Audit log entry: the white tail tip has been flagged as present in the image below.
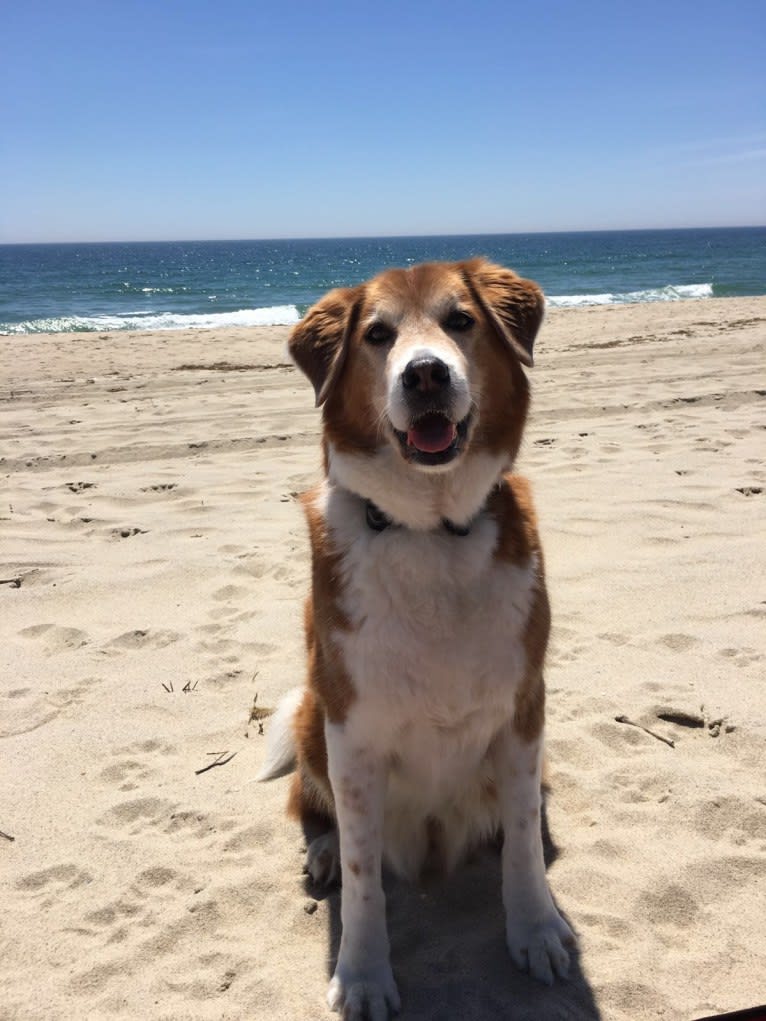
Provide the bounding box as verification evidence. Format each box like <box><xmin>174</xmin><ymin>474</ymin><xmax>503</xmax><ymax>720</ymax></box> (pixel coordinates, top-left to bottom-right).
<box><xmin>256</xmin><ymin>687</ymin><xmax>303</xmax><ymax>781</ymax></box>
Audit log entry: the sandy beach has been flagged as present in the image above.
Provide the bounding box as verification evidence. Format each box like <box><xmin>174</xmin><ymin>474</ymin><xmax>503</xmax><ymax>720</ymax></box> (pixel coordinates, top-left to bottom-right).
<box><xmin>2</xmin><ymin>296</ymin><xmax>765</xmax><ymax>1021</ymax></box>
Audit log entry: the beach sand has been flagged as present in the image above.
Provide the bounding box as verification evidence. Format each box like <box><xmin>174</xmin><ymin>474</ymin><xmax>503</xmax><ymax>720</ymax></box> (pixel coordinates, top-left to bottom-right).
<box><xmin>2</xmin><ymin>297</ymin><xmax>765</xmax><ymax>1020</ymax></box>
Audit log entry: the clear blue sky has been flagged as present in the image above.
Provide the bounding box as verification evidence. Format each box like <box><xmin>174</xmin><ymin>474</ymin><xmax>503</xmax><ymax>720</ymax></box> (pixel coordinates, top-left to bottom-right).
<box><xmin>2</xmin><ymin>0</ymin><xmax>764</xmax><ymax>242</ymax></box>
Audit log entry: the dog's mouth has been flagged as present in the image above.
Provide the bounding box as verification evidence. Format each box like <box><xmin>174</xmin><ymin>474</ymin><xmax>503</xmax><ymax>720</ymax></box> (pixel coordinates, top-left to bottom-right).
<box><xmin>393</xmin><ymin>411</ymin><xmax>471</xmax><ymax>467</ymax></box>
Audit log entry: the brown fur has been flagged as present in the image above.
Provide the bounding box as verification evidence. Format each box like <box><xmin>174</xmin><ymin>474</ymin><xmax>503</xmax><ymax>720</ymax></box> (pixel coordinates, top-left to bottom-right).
<box><xmin>488</xmin><ymin>474</ymin><xmax>550</xmax><ymax>744</ymax></box>
<box><xmin>288</xmin><ymin>490</ymin><xmax>358</xmax><ymax>825</ymax></box>
<box><xmin>460</xmin><ymin>258</ymin><xmax>545</xmax><ymax>366</ymax></box>
<box><xmin>300</xmin><ymin>489</ymin><xmax>356</xmax><ymax>723</ymax></box>
<box><xmin>289</xmin><ymin>286</ymin><xmax>362</xmax><ymax>406</ymax></box>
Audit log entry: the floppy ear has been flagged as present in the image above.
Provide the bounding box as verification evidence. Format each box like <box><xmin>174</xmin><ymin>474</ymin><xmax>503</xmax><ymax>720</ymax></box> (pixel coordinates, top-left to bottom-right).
<box><xmin>288</xmin><ymin>286</ymin><xmax>362</xmax><ymax>406</ymax></box>
<box><xmin>460</xmin><ymin>258</ymin><xmax>544</xmax><ymax>367</ymax></box>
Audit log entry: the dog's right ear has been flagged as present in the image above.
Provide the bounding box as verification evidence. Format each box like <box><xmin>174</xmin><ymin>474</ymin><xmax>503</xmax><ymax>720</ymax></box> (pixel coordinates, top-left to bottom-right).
<box><xmin>288</xmin><ymin>286</ymin><xmax>362</xmax><ymax>407</ymax></box>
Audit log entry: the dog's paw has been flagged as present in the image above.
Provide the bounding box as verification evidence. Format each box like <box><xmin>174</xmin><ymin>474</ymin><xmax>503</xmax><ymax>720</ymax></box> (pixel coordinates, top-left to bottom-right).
<box><xmin>304</xmin><ymin>829</ymin><xmax>340</xmax><ymax>886</ymax></box>
<box><xmin>506</xmin><ymin>910</ymin><xmax>576</xmax><ymax>986</ymax></box>
<box><xmin>327</xmin><ymin>962</ymin><xmax>401</xmax><ymax>1020</ymax></box>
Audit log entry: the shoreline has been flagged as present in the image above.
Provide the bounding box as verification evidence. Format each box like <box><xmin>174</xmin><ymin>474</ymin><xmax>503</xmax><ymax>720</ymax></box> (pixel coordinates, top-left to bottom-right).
<box><xmin>2</xmin><ymin>296</ymin><xmax>765</xmax><ymax>1020</ymax></box>
<box><xmin>3</xmin><ymin>294</ymin><xmax>766</xmax><ymax>375</ymax></box>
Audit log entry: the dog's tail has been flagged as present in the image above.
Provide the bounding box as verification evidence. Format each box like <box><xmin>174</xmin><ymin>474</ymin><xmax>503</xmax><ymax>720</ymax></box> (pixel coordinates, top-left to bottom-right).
<box><xmin>257</xmin><ymin>686</ymin><xmax>303</xmax><ymax>781</ymax></box>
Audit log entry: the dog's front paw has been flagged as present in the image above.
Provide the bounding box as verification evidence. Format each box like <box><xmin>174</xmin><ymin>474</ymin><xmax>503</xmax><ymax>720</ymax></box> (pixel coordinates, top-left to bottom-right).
<box><xmin>506</xmin><ymin>910</ymin><xmax>576</xmax><ymax>986</ymax></box>
<box><xmin>327</xmin><ymin>961</ymin><xmax>401</xmax><ymax>1020</ymax></box>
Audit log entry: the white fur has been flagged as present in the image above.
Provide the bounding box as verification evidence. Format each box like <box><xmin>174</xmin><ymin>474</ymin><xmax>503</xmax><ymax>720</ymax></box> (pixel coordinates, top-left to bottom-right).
<box><xmin>325</xmin><ymin>725</ymin><xmax>401</xmax><ymax>1017</ymax></box>
<box><xmin>328</xmin><ymin>443</ymin><xmax>508</xmax><ymax>531</ymax></box>
<box><xmin>490</xmin><ymin>724</ymin><xmax>575</xmax><ymax>985</ymax></box>
<box><xmin>256</xmin><ymin>686</ymin><xmax>303</xmax><ymax>781</ymax></box>
<box><xmin>386</xmin><ymin>338</ymin><xmax>472</xmax><ymax>434</ymax></box>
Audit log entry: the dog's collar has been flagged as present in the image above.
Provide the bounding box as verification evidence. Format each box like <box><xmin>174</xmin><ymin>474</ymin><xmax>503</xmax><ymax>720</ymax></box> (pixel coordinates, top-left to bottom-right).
<box><xmin>365</xmin><ymin>499</ymin><xmax>472</xmax><ymax>537</ymax></box>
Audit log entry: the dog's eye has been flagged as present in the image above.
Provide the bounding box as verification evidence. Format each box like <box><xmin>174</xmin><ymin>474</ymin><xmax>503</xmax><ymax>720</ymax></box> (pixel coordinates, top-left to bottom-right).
<box><xmin>365</xmin><ymin>321</ymin><xmax>395</xmax><ymax>345</ymax></box>
<box><xmin>444</xmin><ymin>310</ymin><xmax>474</xmax><ymax>332</ymax></box>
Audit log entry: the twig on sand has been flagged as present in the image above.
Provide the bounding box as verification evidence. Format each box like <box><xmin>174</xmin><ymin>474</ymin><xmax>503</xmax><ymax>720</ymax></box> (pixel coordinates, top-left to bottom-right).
<box><xmin>195</xmin><ymin>751</ymin><xmax>237</xmax><ymax>775</ymax></box>
<box><xmin>615</xmin><ymin>715</ymin><xmax>675</xmax><ymax>748</ymax></box>
<box><xmin>0</xmin><ymin>577</ymin><xmax>22</xmax><ymax>588</ymax></box>
<box><xmin>1</xmin><ymin>828</ymin><xmax>15</xmax><ymax>842</ymax></box>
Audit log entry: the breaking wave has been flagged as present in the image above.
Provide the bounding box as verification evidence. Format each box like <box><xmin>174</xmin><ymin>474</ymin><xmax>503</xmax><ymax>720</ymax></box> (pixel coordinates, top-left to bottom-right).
<box><xmin>546</xmin><ymin>283</ymin><xmax>713</xmax><ymax>308</ymax></box>
<box><xmin>1</xmin><ymin>305</ymin><xmax>302</xmax><ymax>334</ymax></box>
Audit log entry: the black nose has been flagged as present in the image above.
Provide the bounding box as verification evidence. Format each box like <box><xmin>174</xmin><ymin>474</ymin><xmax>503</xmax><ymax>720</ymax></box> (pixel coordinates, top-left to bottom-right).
<box><xmin>401</xmin><ymin>357</ymin><xmax>451</xmax><ymax>393</ymax></box>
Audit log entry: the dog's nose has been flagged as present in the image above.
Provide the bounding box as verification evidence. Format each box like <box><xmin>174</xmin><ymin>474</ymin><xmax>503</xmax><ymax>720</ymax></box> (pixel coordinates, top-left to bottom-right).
<box><xmin>401</xmin><ymin>357</ymin><xmax>451</xmax><ymax>393</ymax></box>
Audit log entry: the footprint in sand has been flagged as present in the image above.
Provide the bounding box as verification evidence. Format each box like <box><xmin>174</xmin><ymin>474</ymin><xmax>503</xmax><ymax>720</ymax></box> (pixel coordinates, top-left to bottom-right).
<box><xmin>103</xmin><ymin>628</ymin><xmax>180</xmax><ymax>653</ymax></box>
<box><xmin>693</xmin><ymin>795</ymin><xmax>766</xmax><ymax>846</ymax></box>
<box><xmin>1</xmin><ymin>675</ymin><xmax>104</xmax><ymax>738</ymax></box>
<box><xmin>123</xmin><ymin>737</ymin><xmax>177</xmax><ymax>755</ymax></box>
<box><xmin>212</xmin><ymin>583</ymin><xmax>249</xmax><ymax>602</ymax></box>
<box><xmin>718</xmin><ymin>645</ymin><xmax>762</xmax><ymax>668</ymax></box>
<box><xmin>19</xmin><ymin>623</ymin><xmax>89</xmax><ymax>655</ymax></box>
<box><xmin>657</xmin><ymin>633</ymin><xmax>699</xmax><ymax>652</ymax></box>
<box><xmin>96</xmin><ymin>796</ymin><xmax>176</xmax><ymax>835</ymax></box>
<box><xmin>16</xmin><ymin>863</ymin><xmax>93</xmax><ymax>894</ymax></box>
<box><xmin>96</xmin><ymin>796</ymin><xmax>223</xmax><ymax>842</ymax></box>
<box><xmin>98</xmin><ymin>737</ymin><xmax>178</xmax><ymax>793</ymax></box>
<box><xmin>99</xmin><ymin>759</ymin><xmax>157</xmax><ymax>792</ymax></box>
<box><xmin>598</xmin><ymin>632</ymin><xmax>632</xmax><ymax>647</ymax></box>
<box><xmin>637</xmin><ymin>880</ymin><xmax>700</xmax><ymax>930</ymax></box>
<box><xmin>204</xmin><ymin>668</ymin><xmax>245</xmax><ymax>690</ymax></box>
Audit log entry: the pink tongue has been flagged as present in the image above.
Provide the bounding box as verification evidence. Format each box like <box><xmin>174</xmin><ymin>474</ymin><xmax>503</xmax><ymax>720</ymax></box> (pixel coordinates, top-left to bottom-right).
<box><xmin>407</xmin><ymin>416</ymin><xmax>457</xmax><ymax>454</ymax></box>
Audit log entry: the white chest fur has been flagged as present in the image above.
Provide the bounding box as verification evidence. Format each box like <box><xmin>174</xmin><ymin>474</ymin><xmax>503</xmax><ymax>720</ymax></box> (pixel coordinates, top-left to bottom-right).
<box><xmin>319</xmin><ymin>483</ymin><xmax>537</xmax><ymax>873</ymax></box>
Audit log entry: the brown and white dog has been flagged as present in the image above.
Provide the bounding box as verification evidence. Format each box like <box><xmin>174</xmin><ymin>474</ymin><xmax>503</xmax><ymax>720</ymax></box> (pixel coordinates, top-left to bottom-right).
<box><xmin>259</xmin><ymin>259</ymin><xmax>576</xmax><ymax>1019</ymax></box>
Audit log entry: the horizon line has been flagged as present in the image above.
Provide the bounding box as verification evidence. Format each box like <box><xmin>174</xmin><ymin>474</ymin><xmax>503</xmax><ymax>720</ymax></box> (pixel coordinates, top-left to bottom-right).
<box><xmin>1</xmin><ymin>224</ymin><xmax>765</xmax><ymax>247</ymax></box>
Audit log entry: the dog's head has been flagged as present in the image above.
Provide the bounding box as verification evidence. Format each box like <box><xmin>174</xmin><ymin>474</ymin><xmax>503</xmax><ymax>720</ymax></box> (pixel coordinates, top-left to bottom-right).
<box><xmin>290</xmin><ymin>259</ymin><xmax>543</xmax><ymax>479</ymax></box>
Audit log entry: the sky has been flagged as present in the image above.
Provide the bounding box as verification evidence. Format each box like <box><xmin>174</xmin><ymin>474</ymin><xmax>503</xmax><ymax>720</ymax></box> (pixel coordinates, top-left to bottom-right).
<box><xmin>2</xmin><ymin>0</ymin><xmax>765</xmax><ymax>243</ymax></box>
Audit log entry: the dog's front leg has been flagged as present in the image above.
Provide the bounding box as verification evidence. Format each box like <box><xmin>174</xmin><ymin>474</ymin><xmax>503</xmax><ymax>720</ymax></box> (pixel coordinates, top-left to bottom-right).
<box><xmin>325</xmin><ymin>721</ymin><xmax>400</xmax><ymax>1020</ymax></box>
<box><xmin>491</xmin><ymin>720</ymin><xmax>576</xmax><ymax>986</ymax></box>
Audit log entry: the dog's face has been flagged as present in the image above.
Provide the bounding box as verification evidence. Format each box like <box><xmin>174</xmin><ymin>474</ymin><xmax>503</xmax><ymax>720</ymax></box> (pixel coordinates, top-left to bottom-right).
<box><xmin>290</xmin><ymin>259</ymin><xmax>544</xmax><ymax>474</ymax></box>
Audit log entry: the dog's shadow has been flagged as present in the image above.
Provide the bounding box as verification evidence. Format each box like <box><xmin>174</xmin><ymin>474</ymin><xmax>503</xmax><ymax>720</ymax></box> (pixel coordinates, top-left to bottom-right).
<box><xmin>302</xmin><ymin>796</ymin><xmax>602</xmax><ymax>1020</ymax></box>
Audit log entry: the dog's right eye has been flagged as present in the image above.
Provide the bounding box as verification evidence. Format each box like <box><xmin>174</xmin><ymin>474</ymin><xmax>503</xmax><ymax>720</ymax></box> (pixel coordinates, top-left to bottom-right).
<box><xmin>365</xmin><ymin>322</ymin><xmax>395</xmax><ymax>345</ymax></box>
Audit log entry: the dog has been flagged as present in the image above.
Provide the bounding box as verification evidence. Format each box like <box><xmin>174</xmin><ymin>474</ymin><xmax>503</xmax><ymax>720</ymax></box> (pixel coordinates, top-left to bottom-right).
<box><xmin>259</xmin><ymin>258</ymin><xmax>576</xmax><ymax>1019</ymax></box>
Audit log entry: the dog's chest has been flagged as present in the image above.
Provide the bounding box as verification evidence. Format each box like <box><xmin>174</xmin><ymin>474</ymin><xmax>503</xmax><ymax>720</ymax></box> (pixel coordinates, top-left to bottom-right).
<box><xmin>334</xmin><ymin>515</ymin><xmax>536</xmax><ymax>727</ymax></box>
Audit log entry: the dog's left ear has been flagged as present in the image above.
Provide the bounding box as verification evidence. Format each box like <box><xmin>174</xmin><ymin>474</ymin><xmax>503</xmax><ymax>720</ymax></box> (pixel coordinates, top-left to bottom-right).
<box><xmin>460</xmin><ymin>258</ymin><xmax>544</xmax><ymax>367</ymax></box>
<box><xmin>288</xmin><ymin>286</ymin><xmax>362</xmax><ymax>406</ymax></box>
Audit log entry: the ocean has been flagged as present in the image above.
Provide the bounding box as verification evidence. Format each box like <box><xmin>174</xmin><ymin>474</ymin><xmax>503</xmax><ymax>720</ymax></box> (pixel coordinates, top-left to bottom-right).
<box><xmin>1</xmin><ymin>227</ymin><xmax>764</xmax><ymax>334</ymax></box>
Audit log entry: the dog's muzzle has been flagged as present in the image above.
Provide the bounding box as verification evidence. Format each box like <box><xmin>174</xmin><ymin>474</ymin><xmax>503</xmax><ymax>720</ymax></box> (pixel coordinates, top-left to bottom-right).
<box><xmin>391</xmin><ymin>356</ymin><xmax>471</xmax><ymax>467</ymax></box>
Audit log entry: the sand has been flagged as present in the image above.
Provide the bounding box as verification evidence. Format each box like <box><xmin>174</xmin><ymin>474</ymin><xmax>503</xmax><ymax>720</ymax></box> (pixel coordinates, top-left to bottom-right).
<box><xmin>1</xmin><ymin>297</ymin><xmax>765</xmax><ymax>1021</ymax></box>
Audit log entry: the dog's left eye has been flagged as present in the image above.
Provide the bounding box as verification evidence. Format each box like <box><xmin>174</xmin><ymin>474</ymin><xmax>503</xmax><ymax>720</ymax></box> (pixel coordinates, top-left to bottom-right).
<box><xmin>444</xmin><ymin>310</ymin><xmax>474</xmax><ymax>332</ymax></box>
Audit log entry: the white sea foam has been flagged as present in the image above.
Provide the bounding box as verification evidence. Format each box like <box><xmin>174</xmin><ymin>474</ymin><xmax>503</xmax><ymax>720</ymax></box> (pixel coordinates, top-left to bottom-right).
<box><xmin>546</xmin><ymin>283</ymin><xmax>713</xmax><ymax>308</ymax></box>
<box><xmin>2</xmin><ymin>305</ymin><xmax>302</xmax><ymax>334</ymax></box>
<box><xmin>1</xmin><ymin>284</ymin><xmax>716</xmax><ymax>335</ymax></box>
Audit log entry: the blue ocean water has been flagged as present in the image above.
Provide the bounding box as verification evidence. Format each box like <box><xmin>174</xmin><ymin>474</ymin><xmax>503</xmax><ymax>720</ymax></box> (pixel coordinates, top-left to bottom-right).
<box><xmin>0</xmin><ymin>227</ymin><xmax>764</xmax><ymax>334</ymax></box>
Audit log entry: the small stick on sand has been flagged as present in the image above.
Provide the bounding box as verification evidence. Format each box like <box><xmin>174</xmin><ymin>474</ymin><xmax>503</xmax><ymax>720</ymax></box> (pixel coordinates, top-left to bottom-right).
<box><xmin>615</xmin><ymin>715</ymin><xmax>675</xmax><ymax>748</ymax></box>
<box><xmin>195</xmin><ymin>751</ymin><xmax>236</xmax><ymax>775</ymax></box>
<box><xmin>0</xmin><ymin>577</ymin><xmax>22</xmax><ymax>588</ymax></box>
<box><xmin>1</xmin><ymin>829</ymin><xmax>15</xmax><ymax>842</ymax></box>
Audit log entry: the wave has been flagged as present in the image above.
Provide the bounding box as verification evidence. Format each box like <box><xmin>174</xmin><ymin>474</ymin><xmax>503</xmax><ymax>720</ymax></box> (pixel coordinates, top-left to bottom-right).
<box><xmin>546</xmin><ymin>283</ymin><xmax>713</xmax><ymax>308</ymax></box>
<box><xmin>1</xmin><ymin>305</ymin><xmax>302</xmax><ymax>334</ymax></box>
<box><xmin>1</xmin><ymin>283</ymin><xmax>716</xmax><ymax>334</ymax></box>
